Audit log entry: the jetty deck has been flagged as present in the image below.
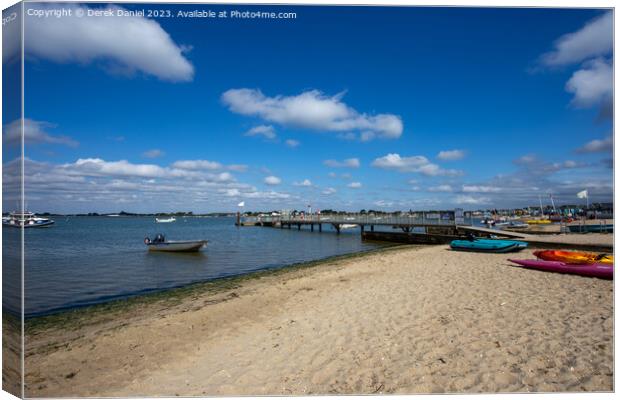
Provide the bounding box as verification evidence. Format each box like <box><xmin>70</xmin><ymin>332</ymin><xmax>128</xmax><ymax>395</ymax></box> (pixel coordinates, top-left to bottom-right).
<box><xmin>237</xmin><ymin>213</ymin><xmax>613</xmax><ymax>252</ymax></box>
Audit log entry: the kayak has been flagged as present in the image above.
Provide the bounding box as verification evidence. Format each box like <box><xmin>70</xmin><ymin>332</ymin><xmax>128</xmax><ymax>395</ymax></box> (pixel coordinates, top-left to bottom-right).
<box><xmin>450</xmin><ymin>239</ymin><xmax>528</xmax><ymax>253</ymax></box>
<box><xmin>526</xmin><ymin>219</ymin><xmax>552</xmax><ymax>224</ymax></box>
<box><xmin>509</xmin><ymin>259</ymin><xmax>613</xmax><ymax>279</ymax></box>
<box><xmin>534</xmin><ymin>250</ymin><xmax>613</xmax><ymax>265</ymax></box>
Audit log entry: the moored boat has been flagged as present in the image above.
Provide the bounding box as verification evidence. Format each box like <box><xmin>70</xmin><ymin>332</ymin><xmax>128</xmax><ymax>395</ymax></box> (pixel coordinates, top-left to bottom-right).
<box><xmin>144</xmin><ymin>234</ymin><xmax>207</xmax><ymax>252</ymax></box>
<box><xmin>340</xmin><ymin>224</ymin><xmax>358</xmax><ymax>229</ymax></box>
<box><xmin>155</xmin><ymin>217</ymin><xmax>176</xmax><ymax>223</ymax></box>
<box><xmin>450</xmin><ymin>238</ymin><xmax>527</xmax><ymax>253</ymax></box>
<box><xmin>2</xmin><ymin>211</ymin><xmax>54</xmax><ymax>228</ymax></box>
<box><xmin>509</xmin><ymin>259</ymin><xmax>613</xmax><ymax>279</ymax></box>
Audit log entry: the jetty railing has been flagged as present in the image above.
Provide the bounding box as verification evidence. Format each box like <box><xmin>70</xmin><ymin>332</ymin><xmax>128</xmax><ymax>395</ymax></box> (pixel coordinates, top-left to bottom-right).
<box><xmin>247</xmin><ymin>212</ymin><xmax>457</xmax><ymax>226</ymax></box>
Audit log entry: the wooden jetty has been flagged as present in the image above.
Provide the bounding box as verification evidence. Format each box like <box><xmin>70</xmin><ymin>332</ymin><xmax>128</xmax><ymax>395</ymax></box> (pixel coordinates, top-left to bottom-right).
<box><xmin>236</xmin><ymin>213</ymin><xmax>613</xmax><ymax>251</ymax></box>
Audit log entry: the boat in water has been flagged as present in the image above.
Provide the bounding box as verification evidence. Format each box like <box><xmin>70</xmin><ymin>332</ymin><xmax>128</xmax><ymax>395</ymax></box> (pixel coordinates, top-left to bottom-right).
<box><xmin>144</xmin><ymin>234</ymin><xmax>207</xmax><ymax>252</ymax></box>
<box><xmin>509</xmin><ymin>259</ymin><xmax>613</xmax><ymax>280</ymax></box>
<box><xmin>2</xmin><ymin>211</ymin><xmax>55</xmax><ymax>228</ymax></box>
<box><xmin>155</xmin><ymin>217</ymin><xmax>176</xmax><ymax>223</ymax></box>
<box><xmin>340</xmin><ymin>224</ymin><xmax>358</xmax><ymax>229</ymax></box>
<box><xmin>450</xmin><ymin>238</ymin><xmax>527</xmax><ymax>253</ymax></box>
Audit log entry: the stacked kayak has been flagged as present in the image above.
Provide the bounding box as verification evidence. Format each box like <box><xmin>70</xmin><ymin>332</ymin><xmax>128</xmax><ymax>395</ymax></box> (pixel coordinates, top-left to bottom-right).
<box><xmin>526</xmin><ymin>219</ymin><xmax>552</xmax><ymax>224</ymax></box>
<box><xmin>450</xmin><ymin>239</ymin><xmax>527</xmax><ymax>253</ymax></box>
<box><xmin>509</xmin><ymin>259</ymin><xmax>613</xmax><ymax>280</ymax></box>
<box><xmin>534</xmin><ymin>250</ymin><xmax>613</xmax><ymax>265</ymax></box>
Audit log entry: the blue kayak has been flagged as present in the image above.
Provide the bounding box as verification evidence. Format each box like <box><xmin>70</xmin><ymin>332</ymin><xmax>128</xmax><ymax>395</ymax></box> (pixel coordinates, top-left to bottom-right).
<box><xmin>450</xmin><ymin>239</ymin><xmax>528</xmax><ymax>253</ymax></box>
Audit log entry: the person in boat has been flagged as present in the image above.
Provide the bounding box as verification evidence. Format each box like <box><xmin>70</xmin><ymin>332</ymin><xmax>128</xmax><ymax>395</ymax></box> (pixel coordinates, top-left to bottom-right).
<box><xmin>145</xmin><ymin>234</ymin><xmax>166</xmax><ymax>245</ymax></box>
<box><xmin>466</xmin><ymin>232</ymin><xmax>477</xmax><ymax>242</ymax></box>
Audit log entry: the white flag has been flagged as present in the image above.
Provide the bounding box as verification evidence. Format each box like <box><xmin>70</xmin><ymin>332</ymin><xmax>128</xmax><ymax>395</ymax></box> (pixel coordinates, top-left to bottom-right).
<box><xmin>237</xmin><ymin>201</ymin><xmax>245</xmax><ymax>207</ymax></box>
<box><xmin>577</xmin><ymin>190</ymin><xmax>588</xmax><ymax>199</ymax></box>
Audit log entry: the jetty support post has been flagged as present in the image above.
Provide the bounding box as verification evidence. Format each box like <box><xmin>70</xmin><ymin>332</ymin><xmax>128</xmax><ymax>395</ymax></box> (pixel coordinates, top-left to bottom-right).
<box><xmin>371</xmin><ymin>225</ymin><xmax>374</xmax><ymax>232</ymax></box>
<box><xmin>311</xmin><ymin>224</ymin><xmax>314</xmax><ymax>232</ymax></box>
<box><xmin>332</xmin><ymin>223</ymin><xmax>341</xmax><ymax>234</ymax></box>
<box><xmin>319</xmin><ymin>223</ymin><xmax>322</xmax><ymax>232</ymax></box>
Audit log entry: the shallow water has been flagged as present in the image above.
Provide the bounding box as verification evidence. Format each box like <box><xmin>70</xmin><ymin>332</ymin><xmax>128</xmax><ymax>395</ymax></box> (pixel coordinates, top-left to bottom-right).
<box><xmin>3</xmin><ymin>216</ymin><xmax>383</xmax><ymax>316</ymax></box>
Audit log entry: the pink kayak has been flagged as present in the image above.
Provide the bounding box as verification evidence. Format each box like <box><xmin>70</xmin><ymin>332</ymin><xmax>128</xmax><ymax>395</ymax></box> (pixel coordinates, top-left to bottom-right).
<box><xmin>509</xmin><ymin>259</ymin><xmax>613</xmax><ymax>280</ymax></box>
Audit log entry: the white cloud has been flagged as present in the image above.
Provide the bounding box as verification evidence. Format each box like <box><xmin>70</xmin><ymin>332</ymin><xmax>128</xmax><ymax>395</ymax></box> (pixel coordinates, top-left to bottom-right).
<box><xmin>3</xmin><ymin>119</ymin><xmax>78</xmax><ymax>147</ymax></box>
<box><xmin>227</xmin><ymin>164</ymin><xmax>249</xmax><ymax>172</ymax></box>
<box><xmin>68</xmin><ymin>158</ymin><xmax>195</xmax><ymax>179</ymax></box>
<box><xmin>221</xmin><ymin>89</ymin><xmax>403</xmax><ymax>140</ymax></box>
<box><xmin>513</xmin><ymin>154</ymin><xmax>586</xmax><ymax>174</ymax></box>
<box><xmin>540</xmin><ymin>12</ymin><xmax>612</xmax><ymax>67</ymax></box>
<box><xmin>576</xmin><ymin>136</ymin><xmax>613</xmax><ymax>153</ymax></box>
<box><xmin>455</xmin><ymin>195</ymin><xmax>491</xmax><ymax>205</ymax></box>
<box><xmin>428</xmin><ymin>184</ymin><xmax>453</xmax><ymax>192</ymax></box>
<box><xmin>373</xmin><ymin>200</ymin><xmax>394</xmax><ymax>208</ymax></box>
<box><xmin>371</xmin><ymin>153</ymin><xmax>463</xmax><ymax>177</ymax></box>
<box><xmin>293</xmin><ymin>179</ymin><xmax>313</xmax><ymax>187</ymax></box>
<box><xmin>25</xmin><ymin>4</ymin><xmax>193</xmax><ymax>81</ymax></box>
<box><xmin>264</xmin><ymin>176</ymin><xmax>281</xmax><ymax>186</ymax></box>
<box><xmin>462</xmin><ymin>185</ymin><xmax>501</xmax><ymax>193</ymax></box>
<box><xmin>347</xmin><ymin>182</ymin><xmax>362</xmax><ymax>189</ymax></box>
<box><xmin>514</xmin><ymin>154</ymin><xmax>537</xmax><ymax>165</ymax></box>
<box><xmin>323</xmin><ymin>158</ymin><xmax>360</xmax><ymax>168</ymax></box>
<box><xmin>245</xmin><ymin>125</ymin><xmax>276</xmax><ymax>139</ymax></box>
<box><xmin>285</xmin><ymin>139</ymin><xmax>300</xmax><ymax>148</ymax></box>
<box><xmin>322</xmin><ymin>187</ymin><xmax>337</xmax><ymax>195</ymax></box>
<box><xmin>437</xmin><ymin>149</ymin><xmax>465</xmax><ymax>161</ymax></box>
<box><xmin>142</xmin><ymin>149</ymin><xmax>164</xmax><ymax>158</ymax></box>
<box><xmin>565</xmin><ymin>58</ymin><xmax>612</xmax><ymax>107</ymax></box>
<box><xmin>171</xmin><ymin>160</ymin><xmax>222</xmax><ymax>170</ymax></box>
<box><xmin>171</xmin><ymin>160</ymin><xmax>247</xmax><ymax>172</ymax></box>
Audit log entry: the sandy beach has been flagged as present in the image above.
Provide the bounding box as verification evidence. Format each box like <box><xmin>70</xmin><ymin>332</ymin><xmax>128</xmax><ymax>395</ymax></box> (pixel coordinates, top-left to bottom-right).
<box><xmin>24</xmin><ymin>242</ymin><xmax>613</xmax><ymax>396</ymax></box>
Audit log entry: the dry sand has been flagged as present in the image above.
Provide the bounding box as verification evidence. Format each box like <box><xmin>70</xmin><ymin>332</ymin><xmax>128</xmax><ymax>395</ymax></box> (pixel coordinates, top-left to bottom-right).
<box><xmin>24</xmin><ymin>244</ymin><xmax>613</xmax><ymax>396</ymax></box>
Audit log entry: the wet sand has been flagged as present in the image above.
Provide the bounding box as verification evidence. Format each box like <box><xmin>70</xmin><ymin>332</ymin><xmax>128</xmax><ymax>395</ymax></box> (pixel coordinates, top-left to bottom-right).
<box><xmin>24</xmin><ymin>244</ymin><xmax>613</xmax><ymax>396</ymax></box>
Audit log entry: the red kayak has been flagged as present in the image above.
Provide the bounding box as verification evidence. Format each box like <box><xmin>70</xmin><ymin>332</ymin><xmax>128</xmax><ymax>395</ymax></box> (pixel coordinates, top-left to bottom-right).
<box><xmin>509</xmin><ymin>259</ymin><xmax>613</xmax><ymax>280</ymax></box>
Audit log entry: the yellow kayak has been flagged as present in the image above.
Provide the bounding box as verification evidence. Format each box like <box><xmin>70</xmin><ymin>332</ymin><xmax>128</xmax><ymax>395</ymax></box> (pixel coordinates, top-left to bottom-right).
<box><xmin>526</xmin><ymin>219</ymin><xmax>552</xmax><ymax>224</ymax></box>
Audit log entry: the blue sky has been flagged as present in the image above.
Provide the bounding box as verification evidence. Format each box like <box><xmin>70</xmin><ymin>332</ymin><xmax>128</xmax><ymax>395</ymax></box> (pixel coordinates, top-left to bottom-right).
<box><xmin>2</xmin><ymin>3</ymin><xmax>613</xmax><ymax>213</ymax></box>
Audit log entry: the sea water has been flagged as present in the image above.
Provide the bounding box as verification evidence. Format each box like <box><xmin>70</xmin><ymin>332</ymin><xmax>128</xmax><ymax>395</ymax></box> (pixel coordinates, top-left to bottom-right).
<box><xmin>2</xmin><ymin>216</ymin><xmax>383</xmax><ymax>316</ymax></box>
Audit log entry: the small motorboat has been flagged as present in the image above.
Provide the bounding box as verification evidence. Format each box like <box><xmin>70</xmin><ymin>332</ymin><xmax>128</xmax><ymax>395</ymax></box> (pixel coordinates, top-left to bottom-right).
<box><xmin>506</xmin><ymin>221</ymin><xmax>529</xmax><ymax>229</ymax></box>
<box><xmin>534</xmin><ymin>250</ymin><xmax>613</xmax><ymax>265</ymax></box>
<box><xmin>2</xmin><ymin>211</ymin><xmax>54</xmax><ymax>228</ymax></box>
<box><xmin>509</xmin><ymin>259</ymin><xmax>613</xmax><ymax>280</ymax></box>
<box><xmin>450</xmin><ymin>238</ymin><xmax>527</xmax><ymax>253</ymax></box>
<box><xmin>340</xmin><ymin>224</ymin><xmax>358</xmax><ymax>229</ymax></box>
<box><xmin>155</xmin><ymin>217</ymin><xmax>176</xmax><ymax>223</ymax></box>
<box><xmin>144</xmin><ymin>234</ymin><xmax>207</xmax><ymax>252</ymax></box>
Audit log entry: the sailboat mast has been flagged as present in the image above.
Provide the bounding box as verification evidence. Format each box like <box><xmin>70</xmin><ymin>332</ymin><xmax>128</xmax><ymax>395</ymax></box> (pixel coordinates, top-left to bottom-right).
<box><xmin>539</xmin><ymin>195</ymin><xmax>544</xmax><ymax>216</ymax></box>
